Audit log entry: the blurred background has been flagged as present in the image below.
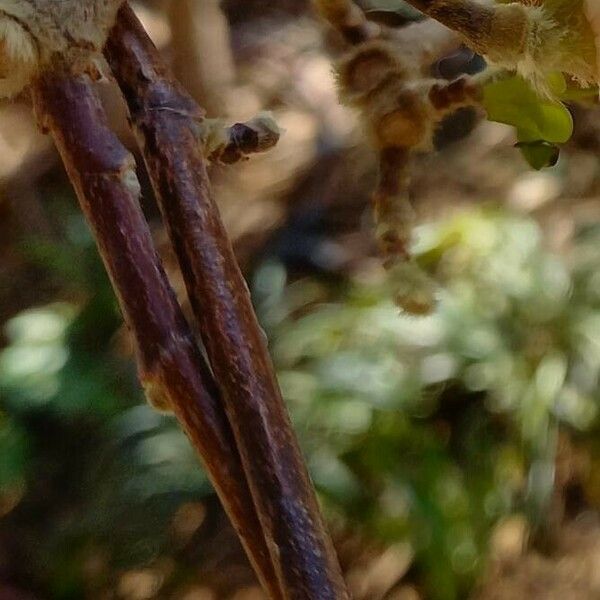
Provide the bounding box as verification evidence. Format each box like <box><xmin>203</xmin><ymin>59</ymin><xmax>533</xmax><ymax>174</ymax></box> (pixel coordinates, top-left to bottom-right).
<box><xmin>2</xmin><ymin>1</ymin><xmax>600</xmax><ymax>598</ymax></box>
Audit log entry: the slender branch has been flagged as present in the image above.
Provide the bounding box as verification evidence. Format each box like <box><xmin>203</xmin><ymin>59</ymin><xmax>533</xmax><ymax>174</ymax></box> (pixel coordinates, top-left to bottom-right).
<box><xmin>105</xmin><ymin>6</ymin><xmax>349</xmax><ymax>598</ymax></box>
<box><xmin>399</xmin><ymin>0</ymin><xmax>497</xmax><ymax>43</ymax></box>
<box><xmin>397</xmin><ymin>0</ymin><xmax>529</xmax><ymax>65</ymax></box>
<box><xmin>30</xmin><ymin>71</ymin><xmax>282</xmax><ymax>600</ymax></box>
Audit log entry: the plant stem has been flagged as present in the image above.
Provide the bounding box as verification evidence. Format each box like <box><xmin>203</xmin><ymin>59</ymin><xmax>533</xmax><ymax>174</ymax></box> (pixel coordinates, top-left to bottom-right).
<box><xmin>30</xmin><ymin>71</ymin><xmax>282</xmax><ymax>600</ymax></box>
<box><xmin>105</xmin><ymin>6</ymin><xmax>349</xmax><ymax>598</ymax></box>
<box><xmin>397</xmin><ymin>0</ymin><xmax>514</xmax><ymax>60</ymax></box>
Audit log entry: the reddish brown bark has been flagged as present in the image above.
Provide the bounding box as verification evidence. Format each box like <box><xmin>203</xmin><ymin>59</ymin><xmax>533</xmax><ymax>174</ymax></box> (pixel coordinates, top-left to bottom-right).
<box><xmin>30</xmin><ymin>71</ymin><xmax>282</xmax><ymax>600</ymax></box>
<box><xmin>105</xmin><ymin>7</ymin><xmax>349</xmax><ymax>599</ymax></box>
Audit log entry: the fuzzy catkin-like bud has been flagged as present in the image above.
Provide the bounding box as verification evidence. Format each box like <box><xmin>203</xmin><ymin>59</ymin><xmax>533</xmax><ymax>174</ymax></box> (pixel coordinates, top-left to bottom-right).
<box><xmin>334</xmin><ymin>29</ymin><xmax>481</xmax><ymax>315</ymax></box>
<box><xmin>336</xmin><ymin>41</ymin><xmax>434</xmax><ymax>150</ymax></box>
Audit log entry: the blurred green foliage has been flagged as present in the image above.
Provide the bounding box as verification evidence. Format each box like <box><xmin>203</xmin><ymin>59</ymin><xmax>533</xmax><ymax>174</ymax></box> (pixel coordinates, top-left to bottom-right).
<box><xmin>0</xmin><ymin>197</ymin><xmax>211</xmax><ymax>598</ymax></box>
<box><xmin>255</xmin><ymin>208</ymin><xmax>600</xmax><ymax>599</ymax></box>
<box><xmin>3</xmin><ymin>201</ymin><xmax>600</xmax><ymax>598</ymax></box>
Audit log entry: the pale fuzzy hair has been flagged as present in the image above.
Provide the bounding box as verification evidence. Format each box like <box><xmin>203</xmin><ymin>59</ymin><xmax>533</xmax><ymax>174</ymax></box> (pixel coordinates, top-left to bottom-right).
<box><xmin>0</xmin><ymin>15</ymin><xmax>38</xmax><ymax>97</ymax></box>
<box><xmin>0</xmin><ymin>0</ymin><xmax>123</xmax><ymax>97</ymax></box>
<box><xmin>487</xmin><ymin>0</ymin><xmax>598</xmax><ymax>96</ymax></box>
<box><xmin>513</xmin><ymin>4</ymin><xmax>560</xmax><ymax>93</ymax></box>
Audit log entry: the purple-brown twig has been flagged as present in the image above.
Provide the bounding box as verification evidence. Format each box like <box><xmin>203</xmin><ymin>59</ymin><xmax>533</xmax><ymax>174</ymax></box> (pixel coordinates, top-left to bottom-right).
<box><xmin>30</xmin><ymin>71</ymin><xmax>283</xmax><ymax>600</ymax></box>
<box><xmin>105</xmin><ymin>6</ymin><xmax>349</xmax><ymax>598</ymax></box>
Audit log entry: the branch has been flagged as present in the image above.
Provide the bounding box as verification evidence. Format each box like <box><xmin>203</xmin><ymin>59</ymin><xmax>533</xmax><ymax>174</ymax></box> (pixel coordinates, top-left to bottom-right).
<box><xmin>105</xmin><ymin>6</ymin><xmax>349</xmax><ymax>598</ymax></box>
<box><xmin>399</xmin><ymin>0</ymin><xmax>497</xmax><ymax>46</ymax></box>
<box><xmin>397</xmin><ymin>0</ymin><xmax>530</xmax><ymax>67</ymax></box>
<box><xmin>29</xmin><ymin>71</ymin><xmax>282</xmax><ymax>600</ymax></box>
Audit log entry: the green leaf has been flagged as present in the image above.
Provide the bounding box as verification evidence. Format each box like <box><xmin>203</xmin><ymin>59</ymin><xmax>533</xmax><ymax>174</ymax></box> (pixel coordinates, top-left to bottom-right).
<box><xmin>514</xmin><ymin>141</ymin><xmax>560</xmax><ymax>171</ymax></box>
<box><xmin>482</xmin><ymin>75</ymin><xmax>573</xmax><ymax>144</ymax></box>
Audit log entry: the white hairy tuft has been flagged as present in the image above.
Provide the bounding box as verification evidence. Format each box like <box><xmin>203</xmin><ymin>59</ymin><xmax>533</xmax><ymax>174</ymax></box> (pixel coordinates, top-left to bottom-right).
<box><xmin>517</xmin><ymin>5</ymin><xmax>562</xmax><ymax>96</ymax></box>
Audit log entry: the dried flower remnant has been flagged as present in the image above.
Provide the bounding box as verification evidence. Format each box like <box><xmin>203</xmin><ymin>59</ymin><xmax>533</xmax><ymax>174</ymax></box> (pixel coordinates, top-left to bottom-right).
<box><xmin>198</xmin><ymin>112</ymin><xmax>281</xmax><ymax>164</ymax></box>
